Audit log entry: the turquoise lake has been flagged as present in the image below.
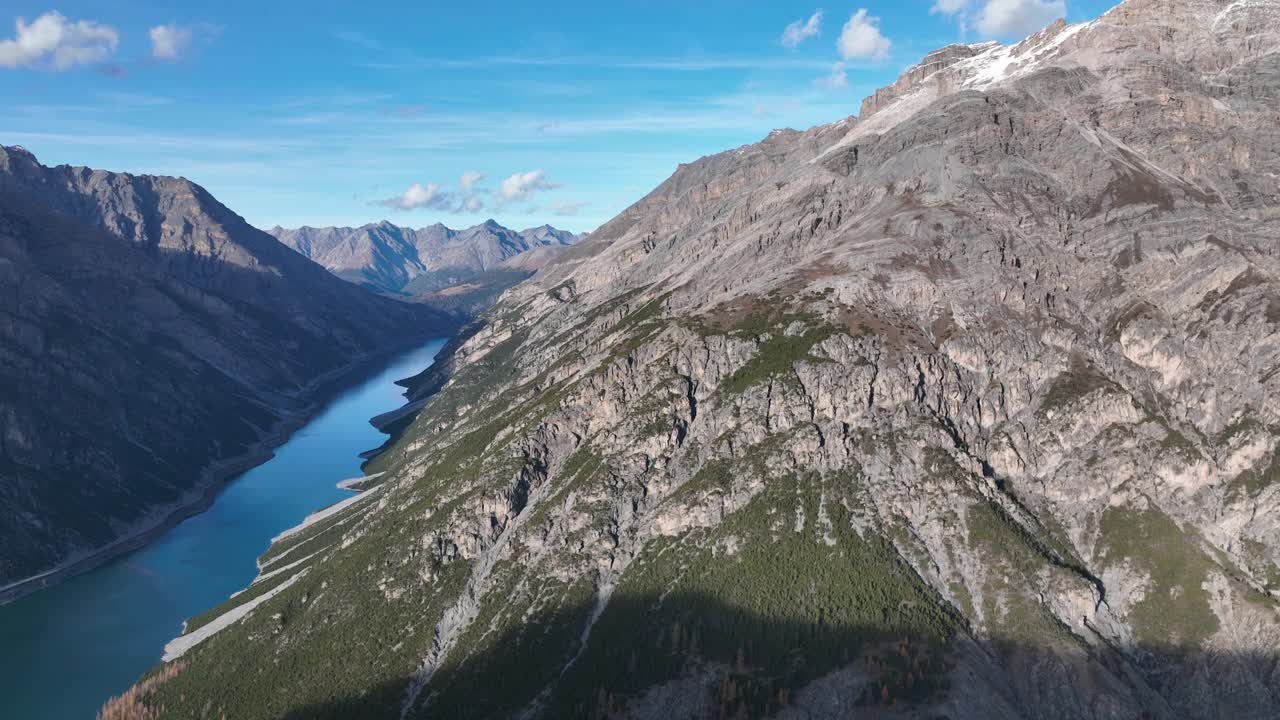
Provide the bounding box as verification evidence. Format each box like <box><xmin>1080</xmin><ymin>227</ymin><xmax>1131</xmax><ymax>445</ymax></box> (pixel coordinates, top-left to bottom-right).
<box><xmin>0</xmin><ymin>338</ymin><xmax>447</xmax><ymax>720</ymax></box>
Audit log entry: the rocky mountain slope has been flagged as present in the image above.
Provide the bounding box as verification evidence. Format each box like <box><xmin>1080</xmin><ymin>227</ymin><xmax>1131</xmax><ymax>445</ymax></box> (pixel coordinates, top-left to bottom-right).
<box><xmin>268</xmin><ymin>219</ymin><xmax>583</xmax><ymax>296</ymax></box>
<box><xmin>118</xmin><ymin>0</ymin><xmax>1280</xmax><ymax>717</ymax></box>
<box><xmin>0</xmin><ymin>146</ymin><xmax>455</xmax><ymax>598</ymax></box>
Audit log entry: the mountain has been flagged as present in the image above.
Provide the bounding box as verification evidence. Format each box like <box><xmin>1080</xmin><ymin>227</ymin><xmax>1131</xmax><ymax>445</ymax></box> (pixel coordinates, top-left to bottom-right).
<box><xmin>267</xmin><ymin>219</ymin><xmax>584</xmax><ymax>295</ymax></box>
<box><xmin>112</xmin><ymin>1</ymin><xmax>1280</xmax><ymax>718</ymax></box>
<box><xmin>0</xmin><ymin>145</ymin><xmax>456</xmax><ymax>599</ymax></box>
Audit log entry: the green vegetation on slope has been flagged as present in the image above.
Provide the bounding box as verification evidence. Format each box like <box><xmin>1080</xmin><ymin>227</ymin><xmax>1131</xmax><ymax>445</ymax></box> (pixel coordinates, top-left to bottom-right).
<box><xmin>1039</xmin><ymin>356</ymin><xmax>1118</xmax><ymax>416</ymax></box>
<box><xmin>149</xmin><ymin>551</ymin><xmax>471</xmax><ymax>719</ymax></box>
<box><xmin>691</xmin><ymin>303</ymin><xmax>843</xmax><ymax>396</ymax></box>
<box><xmin>1098</xmin><ymin>505</ymin><xmax>1220</xmax><ymax>647</ymax></box>
<box><xmin>966</xmin><ymin>499</ymin><xmax>1081</xmax><ymax>648</ymax></box>
<box><xmin>1241</xmin><ymin>538</ymin><xmax>1280</xmax><ymax>591</ymax></box>
<box><xmin>541</xmin><ymin>472</ymin><xmax>960</xmax><ymax>717</ymax></box>
<box><xmin>417</xmin><ymin>571</ymin><xmax>595</xmax><ymax>719</ymax></box>
<box><xmin>1227</xmin><ymin>449</ymin><xmax>1280</xmax><ymax>501</ymax></box>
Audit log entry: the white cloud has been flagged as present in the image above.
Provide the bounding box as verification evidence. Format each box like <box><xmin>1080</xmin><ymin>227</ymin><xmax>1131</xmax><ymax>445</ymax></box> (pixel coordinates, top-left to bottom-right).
<box><xmin>378</xmin><ymin>182</ymin><xmax>452</xmax><ymax>211</ymax></box>
<box><xmin>550</xmin><ymin>201</ymin><xmax>588</xmax><ymax>216</ymax></box>
<box><xmin>458</xmin><ymin>171</ymin><xmax>485</xmax><ymax>211</ymax></box>
<box><xmin>0</xmin><ymin>12</ymin><xmax>118</xmax><ymax>70</ymax></box>
<box><xmin>977</xmin><ymin>0</ymin><xmax>1064</xmax><ymax>36</ymax></box>
<box><xmin>837</xmin><ymin>9</ymin><xmax>891</xmax><ymax>61</ymax></box>
<box><xmin>820</xmin><ymin>62</ymin><xmax>849</xmax><ymax>90</ymax></box>
<box><xmin>781</xmin><ymin>10</ymin><xmax>823</xmax><ymax>49</ymax></box>
<box><xmin>377</xmin><ymin>170</ymin><xmax>559</xmax><ymax>213</ymax></box>
<box><xmin>459</xmin><ymin>170</ymin><xmax>484</xmax><ymax>193</ymax></box>
<box><xmin>931</xmin><ymin>0</ymin><xmax>970</xmax><ymax>16</ymax></box>
<box><xmin>498</xmin><ymin>170</ymin><xmax>561</xmax><ymax>204</ymax></box>
<box><xmin>149</xmin><ymin>24</ymin><xmax>193</xmax><ymax>61</ymax></box>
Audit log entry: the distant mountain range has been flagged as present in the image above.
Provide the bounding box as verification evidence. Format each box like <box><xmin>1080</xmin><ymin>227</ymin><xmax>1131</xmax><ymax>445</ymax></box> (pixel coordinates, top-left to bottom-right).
<box><xmin>0</xmin><ymin>145</ymin><xmax>453</xmax><ymax>597</ymax></box>
<box><xmin>267</xmin><ymin>221</ymin><xmax>586</xmax><ymax>311</ymax></box>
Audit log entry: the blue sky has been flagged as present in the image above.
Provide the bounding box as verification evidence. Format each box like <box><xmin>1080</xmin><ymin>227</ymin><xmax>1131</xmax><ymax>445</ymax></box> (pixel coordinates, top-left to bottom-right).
<box><xmin>1</xmin><ymin>1</ymin><xmax>1117</xmax><ymax>232</ymax></box>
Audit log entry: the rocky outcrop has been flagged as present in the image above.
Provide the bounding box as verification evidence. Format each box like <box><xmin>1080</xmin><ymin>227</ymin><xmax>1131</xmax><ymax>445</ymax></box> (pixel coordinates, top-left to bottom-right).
<box><xmin>0</xmin><ymin>146</ymin><xmax>455</xmax><ymax>597</ymax></box>
<box><xmin>131</xmin><ymin>1</ymin><xmax>1280</xmax><ymax>718</ymax></box>
<box><xmin>858</xmin><ymin>42</ymin><xmax>993</xmax><ymax>119</ymax></box>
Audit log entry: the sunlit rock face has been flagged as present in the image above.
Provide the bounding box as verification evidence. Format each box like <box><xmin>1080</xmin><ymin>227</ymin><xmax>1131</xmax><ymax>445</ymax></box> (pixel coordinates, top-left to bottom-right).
<box><xmin>124</xmin><ymin>1</ymin><xmax>1280</xmax><ymax>718</ymax></box>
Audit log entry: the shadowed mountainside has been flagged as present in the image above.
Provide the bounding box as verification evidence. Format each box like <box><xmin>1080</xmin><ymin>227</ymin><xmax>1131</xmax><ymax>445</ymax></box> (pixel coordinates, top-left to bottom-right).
<box><xmin>0</xmin><ymin>145</ymin><xmax>457</xmax><ymax>597</ymax></box>
<box><xmin>121</xmin><ymin>584</ymin><xmax>1279</xmax><ymax>720</ymax></box>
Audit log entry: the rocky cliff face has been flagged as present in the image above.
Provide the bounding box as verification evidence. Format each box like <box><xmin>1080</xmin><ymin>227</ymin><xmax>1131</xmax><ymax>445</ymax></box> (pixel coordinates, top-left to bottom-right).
<box><xmin>0</xmin><ymin>146</ymin><xmax>454</xmax><ymax>596</ymax></box>
<box><xmin>125</xmin><ymin>1</ymin><xmax>1280</xmax><ymax>718</ymax></box>
<box><xmin>268</xmin><ymin>219</ymin><xmax>584</xmax><ymax>295</ymax></box>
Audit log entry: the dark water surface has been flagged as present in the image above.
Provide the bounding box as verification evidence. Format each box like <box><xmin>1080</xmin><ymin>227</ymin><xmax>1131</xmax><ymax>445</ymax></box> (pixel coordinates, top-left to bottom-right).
<box><xmin>0</xmin><ymin>338</ymin><xmax>447</xmax><ymax>720</ymax></box>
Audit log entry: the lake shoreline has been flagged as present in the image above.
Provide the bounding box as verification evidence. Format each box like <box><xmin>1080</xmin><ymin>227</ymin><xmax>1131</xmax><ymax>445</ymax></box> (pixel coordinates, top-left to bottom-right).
<box><xmin>0</xmin><ymin>335</ymin><xmax>446</xmax><ymax>607</ymax></box>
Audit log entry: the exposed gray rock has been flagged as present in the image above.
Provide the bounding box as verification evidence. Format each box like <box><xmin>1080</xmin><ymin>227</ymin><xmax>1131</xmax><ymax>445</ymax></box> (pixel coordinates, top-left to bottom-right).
<box><xmin>127</xmin><ymin>1</ymin><xmax>1280</xmax><ymax>718</ymax></box>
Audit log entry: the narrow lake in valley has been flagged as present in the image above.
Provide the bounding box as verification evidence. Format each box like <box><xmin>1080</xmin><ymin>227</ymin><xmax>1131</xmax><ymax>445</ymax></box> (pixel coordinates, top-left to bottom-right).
<box><xmin>0</xmin><ymin>338</ymin><xmax>448</xmax><ymax>720</ymax></box>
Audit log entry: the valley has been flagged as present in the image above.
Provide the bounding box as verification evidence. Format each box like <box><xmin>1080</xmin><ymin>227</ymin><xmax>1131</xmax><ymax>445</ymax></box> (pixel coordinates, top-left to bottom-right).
<box><xmin>0</xmin><ymin>146</ymin><xmax>458</xmax><ymax>601</ymax></box>
<box><xmin>104</xmin><ymin>0</ymin><xmax>1280</xmax><ymax>717</ymax></box>
<box><xmin>0</xmin><ymin>339</ymin><xmax>448</xmax><ymax>720</ymax></box>
<box><xmin>1</xmin><ymin>0</ymin><xmax>1278</xmax><ymax>718</ymax></box>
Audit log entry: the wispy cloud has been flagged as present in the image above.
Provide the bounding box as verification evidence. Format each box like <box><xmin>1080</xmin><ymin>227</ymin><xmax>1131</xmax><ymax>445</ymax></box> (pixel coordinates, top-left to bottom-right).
<box><xmin>331</xmin><ymin>29</ymin><xmax>383</xmax><ymax>51</ymax></box>
<box><xmin>374</xmin><ymin>169</ymin><xmax>561</xmax><ymax>213</ymax></box>
<box><xmin>976</xmin><ymin>0</ymin><xmax>1064</xmax><ymax>36</ymax></box>
<box><xmin>149</xmin><ymin>24</ymin><xmax>192</xmax><ymax>61</ymax></box>
<box><xmin>0</xmin><ymin>11</ymin><xmax>119</xmax><ymax>70</ymax></box>
<box><xmin>931</xmin><ymin>0</ymin><xmax>969</xmax><ymax>16</ymax></box>
<box><xmin>274</xmin><ymin>91</ymin><xmax>394</xmax><ymax>110</ymax></box>
<box><xmin>378</xmin><ymin>182</ymin><xmax>451</xmax><ymax>211</ymax></box>
<box><xmin>931</xmin><ymin>0</ymin><xmax>973</xmax><ymax>36</ymax></box>
<box><xmin>498</xmin><ymin>170</ymin><xmax>561</xmax><ymax>204</ymax></box>
<box><xmin>261</xmin><ymin>98</ymin><xmax>843</xmax><ymax>142</ymax></box>
<box><xmin>459</xmin><ymin>171</ymin><xmax>483</xmax><ymax>191</ymax></box>
<box><xmin>514</xmin><ymin>80</ymin><xmax>595</xmax><ymax>97</ymax></box>
<box><xmin>550</xmin><ymin>201</ymin><xmax>589</xmax><ymax>216</ymax></box>
<box><xmin>614</xmin><ymin>57</ymin><xmax>836</xmax><ymax>71</ymax></box>
<box><xmin>274</xmin><ymin>111</ymin><xmax>359</xmax><ymax>127</ymax></box>
<box><xmin>14</xmin><ymin>92</ymin><xmax>175</xmax><ymax>117</ymax></box>
<box><xmin>0</xmin><ymin>129</ymin><xmax>319</xmax><ymax>154</ymax></box>
<box><xmin>459</xmin><ymin>170</ymin><xmax>484</xmax><ymax>210</ymax></box>
<box><xmin>357</xmin><ymin>54</ymin><xmax>835</xmax><ymax>72</ymax></box>
<box><xmin>781</xmin><ymin>10</ymin><xmax>824</xmax><ymax>49</ymax></box>
<box><xmin>95</xmin><ymin>91</ymin><xmax>175</xmax><ymax>107</ymax></box>
<box><xmin>819</xmin><ymin>62</ymin><xmax>849</xmax><ymax>90</ymax></box>
<box><xmin>9</xmin><ymin>84</ymin><xmax>861</xmax><ymax>165</ymax></box>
